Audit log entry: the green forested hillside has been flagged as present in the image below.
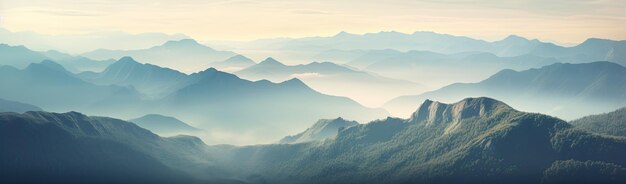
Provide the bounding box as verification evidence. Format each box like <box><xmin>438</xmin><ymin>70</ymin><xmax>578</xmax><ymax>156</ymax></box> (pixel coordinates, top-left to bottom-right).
<box><xmin>220</xmin><ymin>97</ymin><xmax>626</xmax><ymax>184</ymax></box>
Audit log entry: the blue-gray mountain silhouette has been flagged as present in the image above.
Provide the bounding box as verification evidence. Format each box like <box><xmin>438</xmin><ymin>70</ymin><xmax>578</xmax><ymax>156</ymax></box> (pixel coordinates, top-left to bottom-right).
<box><xmin>0</xmin><ymin>60</ymin><xmax>142</xmax><ymax>114</ymax></box>
<box><xmin>0</xmin><ymin>43</ymin><xmax>112</xmax><ymax>72</ymax></box>
<box><xmin>207</xmin><ymin>54</ymin><xmax>256</xmax><ymax>72</ymax></box>
<box><xmin>236</xmin><ymin>57</ymin><xmax>426</xmax><ymax>106</ymax></box>
<box><xmin>6</xmin><ymin>57</ymin><xmax>387</xmax><ymax>144</ymax></box>
<box><xmin>82</xmin><ymin>39</ymin><xmax>237</xmax><ymax>73</ymax></box>
<box><xmin>129</xmin><ymin>114</ymin><xmax>201</xmax><ymax>136</ymax></box>
<box><xmin>0</xmin><ymin>98</ymin><xmax>42</xmax><ymax>113</ymax></box>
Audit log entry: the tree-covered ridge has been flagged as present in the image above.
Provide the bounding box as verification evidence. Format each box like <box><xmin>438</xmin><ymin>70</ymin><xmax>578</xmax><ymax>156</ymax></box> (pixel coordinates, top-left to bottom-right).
<box><xmin>570</xmin><ymin>106</ymin><xmax>626</xmax><ymax>136</ymax></box>
<box><xmin>222</xmin><ymin>97</ymin><xmax>626</xmax><ymax>184</ymax></box>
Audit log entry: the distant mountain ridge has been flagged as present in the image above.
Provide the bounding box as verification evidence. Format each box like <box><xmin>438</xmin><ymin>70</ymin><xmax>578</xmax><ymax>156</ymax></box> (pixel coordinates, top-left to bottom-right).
<box><xmin>0</xmin><ymin>43</ymin><xmax>113</xmax><ymax>73</ymax></box>
<box><xmin>236</xmin><ymin>57</ymin><xmax>426</xmax><ymax>106</ymax></box>
<box><xmin>0</xmin><ymin>98</ymin><xmax>42</xmax><ymax>113</ymax></box>
<box><xmin>207</xmin><ymin>54</ymin><xmax>256</xmax><ymax>72</ymax></box>
<box><xmin>82</xmin><ymin>39</ymin><xmax>237</xmax><ymax>73</ymax></box>
<box><xmin>129</xmin><ymin>114</ymin><xmax>201</xmax><ymax>136</ymax></box>
<box><xmin>0</xmin><ymin>60</ymin><xmax>142</xmax><ymax>113</ymax></box>
<box><xmin>225</xmin><ymin>31</ymin><xmax>626</xmax><ymax>67</ymax></box>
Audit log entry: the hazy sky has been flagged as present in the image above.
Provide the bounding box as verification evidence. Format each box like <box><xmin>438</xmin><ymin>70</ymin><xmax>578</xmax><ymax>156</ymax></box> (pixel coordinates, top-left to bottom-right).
<box><xmin>1</xmin><ymin>0</ymin><xmax>625</xmax><ymax>43</ymax></box>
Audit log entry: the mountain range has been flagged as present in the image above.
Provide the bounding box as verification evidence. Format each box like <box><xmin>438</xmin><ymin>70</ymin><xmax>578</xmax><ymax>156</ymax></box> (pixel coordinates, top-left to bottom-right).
<box><xmin>0</xmin><ymin>28</ymin><xmax>190</xmax><ymax>54</ymax></box>
<box><xmin>236</xmin><ymin>57</ymin><xmax>426</xmax><ymax>106</ymax></box>
<box><xmin>384</xmin><ymin>61</ymin><xmax>626</xmax><ymax>120</ymax></box>
<box><xmin>82</xmin><ymin>39</ymin><xmax>237</xmax><ymax>73</ymax></box>
<box><xmin>3</xmin><ymin>98</ymin><xmax>624</xmax><ymax>183</ymax></box>
<box><xmin>0</xmin><ymin>57</ymin><xmax>387</xmax><ymax>144</ymax></box>
<box><xmin>219</xmin><ymin>31</ymin><xmax>626</xmax><ymax>67</ymax></box>
<box><xmin>347</xmin><ymin>49</ymin><xmax>558</xmax><ymax>88</ymax></box>
<box><xmin>0</xmin><ymin>60</ymin><xmax>142</xmax><ymax>114</ymax></box>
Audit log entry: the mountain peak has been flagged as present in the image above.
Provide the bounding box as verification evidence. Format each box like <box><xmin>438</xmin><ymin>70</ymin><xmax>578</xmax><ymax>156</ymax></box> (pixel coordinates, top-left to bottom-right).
<box><xmin>280</xmin><ymin>78</ymin><xmax>307</xmax><ymax>87</ymax></box>
<box><xmin>502</xmin><ymin>34</ymin><xmax>529</xmax><ymax>42</ymax></box>
<box><xmin>161</xmin><ymin>39</ymin><xmax>209</xmax><ymax>49</ymax></box>
<box><xmin>334</xmin><ymin>31</ymin><xmax>355</xmax><ymax>37</ymax></box>
<box><xmin>117</xmin><ymin>56</ymin><xmax>141</xmax><ymax>64</ymax></box>
<box><xmin>223</xmin><ymin>54</ymin><xmax>255</xmax><ymax>64</ymax></box>
<box><xmin>258</xmin><ymin>57</ymin><xmax>285</xmax><ymax>66</ymax></box>
<box><xmin>410</xmin><ymin>97</ymin><xmax>511</xmax><ymax>124</ymax></box>
<box><xmin>26</xmin><ymin>60</ymin><xmax>70</xmax><ymax>74</ymax></box>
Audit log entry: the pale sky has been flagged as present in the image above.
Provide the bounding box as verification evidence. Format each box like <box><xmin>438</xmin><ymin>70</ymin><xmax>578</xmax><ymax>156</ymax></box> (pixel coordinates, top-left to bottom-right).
<box><xmin>1</xmin><ymin>0</ymin><xmax>625</xmax><ymax>43</ymax></box>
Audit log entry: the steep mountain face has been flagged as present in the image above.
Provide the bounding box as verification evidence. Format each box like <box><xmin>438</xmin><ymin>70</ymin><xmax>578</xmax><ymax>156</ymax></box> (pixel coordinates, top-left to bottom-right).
<box><xmin>82</xmin><ymin>39</ymin><xmax>237</xmax><ymax>73</ymax></box>
<box><xmin>279</xmin><ymin>117</ymin><xmax>358</xmax><ymax>144</ymax></box>
<box><xmin>129</xmin><ymin>114</ymin><xmax>201</xmax><ymax>136</ymax></box>
<box><xmin>0</xmin><ymin>60</ymin><xmax>142</xmax><ymax>114</ymax></box>
<box><xmin>237</xmin><ymin>57</ymin><xmax>426</xmax><ymax>106</ymax></box>
<box><xmin>208</xmin><ymin>54</ymin><xmax>256</xmax><ymax>72</ymax></box>
<box><xmin>0</xmin><ymin>43</ymin><xmax>111</xmax><ymax>73</ymax></box>
<box><xmin>0</xmin><ymin>111</ymin><xmax>223</xmax><ymax>183</ymax></box>
<box><xmin>219</xmin><ymin>97</ymin><xmax>626</xmax><ymax>184</ymax></box>
<box><xmin>78</xmin><ymin>57</ymin><xmax>188</xmax><ymax>98</ymax></box>
<box><xmin>570</xmin><ymin>106</ymin><xmax>626</xmax><ymax>136</ymax></box>
<box><xmin>384</xmin><ymin>61</ymin><xmax>626</xmax><ymax>120</ymax></box>
<box><xmin>0</xmin><ymin>98</ymin><xmax>43</xmax><ymax>113</ymax></box>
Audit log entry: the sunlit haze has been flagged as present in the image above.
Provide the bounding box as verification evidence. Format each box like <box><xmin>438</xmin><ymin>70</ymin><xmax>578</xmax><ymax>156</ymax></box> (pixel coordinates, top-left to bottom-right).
<box><xmin>1</xmin><ymin>0</ymin><xmax>625</xmax><ymax>44</ymax></box>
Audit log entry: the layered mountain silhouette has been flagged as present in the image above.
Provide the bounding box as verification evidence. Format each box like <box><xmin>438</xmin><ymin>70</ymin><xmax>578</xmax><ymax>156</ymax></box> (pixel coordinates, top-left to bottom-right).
<box><xmin>129</xmin><ymin>114</ymin><xmax>201</xmax><ymax>136</ymax></box>
<box><xmin>225</xmin><ymin>31</ymin><xmax>626</xmax><ymax>67</ymax></box>
<box><xmin>217</xmin><ymin>97</ymin><xmax>626</xmax><ymax>183</ymax></box>
<box><xmin>279</xmin><ymin>117</ymin><xmax>358</xmax><ymax>144</ymax></box>
<box><xmin>0</xmin><ymin>98</ymin><xmax>42</xmax><ymax>113</ymax></box>
<box><xmin>346</xmin><ymin>49</ymin><xmax>558</xmax><ymax>88</ymax></box>
<box><xmin>236</xmin><ymin>57</ymin><xmax>426</xmax><ymax>106</ymax></box>
<box><xmin>161</xmin><ymin>67</ymin><xmax>388</xmax><ymax>144</ymax></box>
<box><xmin>78</xmin><ymin>56</ymin><xmax>189</xmax><ymax>98</ymax></box>
<box><xmin>0</xmin><ymin>28</ymin><xmax>190</xmax><ymax>54</ymax></box>
<box><xmin>0</xmin><ymin>43</ymin><xmax>112</xmax><ymax>72</ymax></box>
<box><xmin>0</xmin><ymin>60</ymin><xmax>142</xmax><ymax>114</ymax></box>
<box><xmin>82</xmin><ymin>39</ymin><xmax>237</xmax><ymax>73</ymax></box>
<box><xmin>0</xmin><ymin>111</ymin><xmax>228</xmax><ymax>183</ymax></box>
<box><xmin>384</xmin><ymin>61</ymin><xmax>626</xmax><ymax>120</ymax></box>
<box><xmin>571</xmin><ymin>106</ymin><xmax>626</xmax><ymax>137</ymax></box>
<box><xmin>2</xmin><ymin>57</ymin><xmax>387</xmax><ymax>144</ymax></box>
